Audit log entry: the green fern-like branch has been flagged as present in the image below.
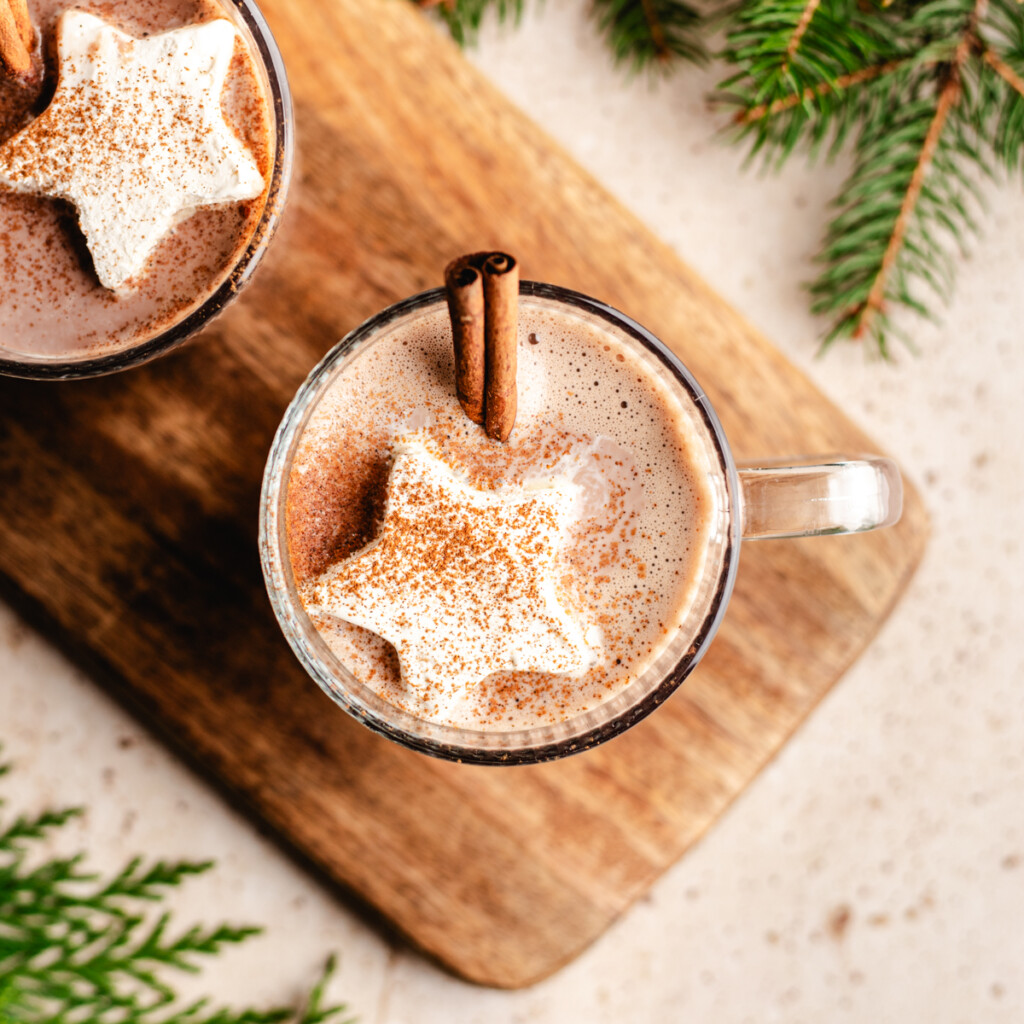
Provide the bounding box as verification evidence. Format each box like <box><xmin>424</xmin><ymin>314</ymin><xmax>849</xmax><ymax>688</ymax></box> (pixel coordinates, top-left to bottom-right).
<box><xmin>0</xmin><ymin>806</ymin><xmax>84</xmax><ymax>853</ymax></box>
<box><xmin>0</xmin><ymin>753</ymin><xmax>354</xmax><ymax>1024</ymax></box>
<box><xmin>412</xmin><ymin>0</ymin><xmax>1024</xmax><ymax>354</ymax></box>
<box><xmin>299</xmin><ymin>956</ymin><xmax>352</xmax><ymax>1024</ymax></box>
<box><xmin>717</xmin><ymin>0</ymin><xmax>1021</xmax><ymax>351</ymax></box>
<box><xmin>812</xmin><ymin>83</ymin><xmax>986</xmax><ymax>352</ymax></box>
<box><xmin>592</xmin><ymin>0</ymin><xmax>708</xmax><ymax>71</ymax></box>
<box><xmin>415</xmin><ymin>0</ymin><xmax>706</xmax><ymax>69</ymax></box>
<box><xmin>719</xmin><ymin>0</ymin><xmax>912</xmax><ymax>161</ymax></box>
<box><xmin>980</xmin><ymin>0</ymin><xmax>1024</xmax><ymax>173</ymax></box>
<box><xmin>414</xmin><ymin>0</ymin><xmax>526</xmax><ymax>46</ymax></box>
<box><xmin>800</xmin><ymin>0</ymin><xmax>988</xmax><ymax>349</ymax></box>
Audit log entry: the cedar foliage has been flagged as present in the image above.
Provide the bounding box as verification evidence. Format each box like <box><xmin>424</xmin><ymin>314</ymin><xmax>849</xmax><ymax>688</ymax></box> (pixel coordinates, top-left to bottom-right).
<box><xmin>0</xmin><ymin>757</ymin><xmax>352</xmax><ymax>1024</ymax></box>
<box><xmin>416</xmin><ymin>0</ymin><xmax>1024</xmax><ymax>355</ymax></box>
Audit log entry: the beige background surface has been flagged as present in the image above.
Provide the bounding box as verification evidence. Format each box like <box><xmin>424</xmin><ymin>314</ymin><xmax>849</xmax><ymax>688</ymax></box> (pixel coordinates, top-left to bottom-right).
<box><xmin>2</xmin><ymin>4</ymin><xmax>1022</xmax><ymax>1021</ymax></box>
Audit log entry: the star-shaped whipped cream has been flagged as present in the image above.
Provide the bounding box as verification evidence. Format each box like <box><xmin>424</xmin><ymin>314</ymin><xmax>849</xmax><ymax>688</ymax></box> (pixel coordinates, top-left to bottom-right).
<box><xmin>312</xmin><ymin>437</ymin><xmax>600</xmax><ymax>694</ymax></box>
<box><xmin>0</xmin><ymin>11</ymin><xmax>265</xmax><ymax>290</ymax></box>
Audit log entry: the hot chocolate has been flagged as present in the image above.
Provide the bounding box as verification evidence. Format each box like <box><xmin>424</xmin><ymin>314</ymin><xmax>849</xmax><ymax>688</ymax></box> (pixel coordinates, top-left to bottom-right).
<box><xmin>0</xmin><ymin>0</ymin><xmax>274</xmax><ymax>363</ymax></box>
<box><xmin>284</xmin><ymin>296</ymin><xmax>720</xmax><ymax>731</ymax></box>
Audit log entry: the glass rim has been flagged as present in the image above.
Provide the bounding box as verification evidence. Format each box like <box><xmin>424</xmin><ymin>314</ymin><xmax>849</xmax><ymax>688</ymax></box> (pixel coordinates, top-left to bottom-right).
<box><xmin>259</xmin><ymin>282</ymin><xmax>743</xmax><ymax>764</ymax></box>
<box><xmin>0</xmin><ymin>0</ymin><xmax>294</xmax><ymax>381</ymax></box>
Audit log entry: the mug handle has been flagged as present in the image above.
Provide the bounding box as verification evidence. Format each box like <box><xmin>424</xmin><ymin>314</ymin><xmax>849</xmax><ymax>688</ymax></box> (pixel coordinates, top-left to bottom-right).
<box><xmin>737</xmin><ymin>455</ymin><xmax>903</xmax><ymax>540</ymax></box>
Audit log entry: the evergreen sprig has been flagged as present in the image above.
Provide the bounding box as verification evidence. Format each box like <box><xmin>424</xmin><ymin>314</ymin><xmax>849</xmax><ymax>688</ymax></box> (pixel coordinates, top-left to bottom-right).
<box><xmin>0</xmin><ymin>754</ymin><xmax>354</xmax><ymax>1024</ymax></box>
<box><xmin>718</xmin><ymin>0</ymin><xmax>916</xmax><ymax>162</ymax></box>
<box><xmin>415</xmin><ymin>0</ymin><xmax>526</xmax><ymax>47</ymax></box>
<box><xmin>722</xmin><ymin>0</ymin><xmax>1017</xmax><ymax>352</ymax></box>
<box><xmin>592</xmin><ymin>0</ymin><xmax>708</xmax><ymax>70</ymax></box>
<box><xmin>415</xmin><ymin>0</ymin><xmax>707</xmax><ymax>68</ymax></box>
<box><xmin>414</xmin><ymin>0</ymin><xmax>1024</xmax><ymax>356</ymax></box>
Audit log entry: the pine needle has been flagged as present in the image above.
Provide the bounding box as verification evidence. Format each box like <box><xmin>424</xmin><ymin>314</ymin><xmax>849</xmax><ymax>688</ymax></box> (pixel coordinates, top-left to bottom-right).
<box><xmin>592</xmin><ymin>0</ymin><xmax>708</xmax><ymax>71</ymax></box>
<box><xmin>413</xmin><ymin>0</ymin><xmax>1024</xmax><ymax>354</ymax></box>
<box><xmin>415</xmin><ymin>0</ymin><xmax>526</xmax><ymax>46</ymax></box>
<box><xmin>718</xmin><ymin>0</ymin><xmax>918</xmax><ymax>163</ymax></box>
<box><xmin>980</xmin><ymin>0</ymin><xmax>1024</xmax><ymax>174</ymax></box>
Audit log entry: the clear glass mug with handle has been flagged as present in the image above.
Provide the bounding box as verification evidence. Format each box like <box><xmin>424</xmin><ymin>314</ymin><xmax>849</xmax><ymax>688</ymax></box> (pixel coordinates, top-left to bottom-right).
<box><xmin>0</xmin><ymin>0</ymin><xmax>293</xmax><ymax>381</ymax></box>
<box><xmin>260</xmin><ymin>283</ymin><xmax>902</xmax><ymax>764</ymax></box>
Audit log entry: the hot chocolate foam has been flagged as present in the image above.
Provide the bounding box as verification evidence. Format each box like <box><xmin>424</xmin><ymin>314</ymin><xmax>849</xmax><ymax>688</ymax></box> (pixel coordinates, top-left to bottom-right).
<box><xmin>0</xmin><ymin>0</ymin><xmax>272</xmax><ymax>359</ymax></box>
<box><xmin>286</xmin><ymin>299</ymin><xmax>718</xmax><ymax>731</ymax></box>
<box><xmin>0</xmin><ymin>11</ymin><xmax>265</xmax><ymax>290</ymax></box>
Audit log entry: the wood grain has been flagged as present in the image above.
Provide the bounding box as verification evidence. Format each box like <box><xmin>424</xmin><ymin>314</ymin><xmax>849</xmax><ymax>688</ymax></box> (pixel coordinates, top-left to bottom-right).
<box><xmin>0</xmin><ymin>0</ymin><xmax>928</xmax><ymax>989</ymax></box>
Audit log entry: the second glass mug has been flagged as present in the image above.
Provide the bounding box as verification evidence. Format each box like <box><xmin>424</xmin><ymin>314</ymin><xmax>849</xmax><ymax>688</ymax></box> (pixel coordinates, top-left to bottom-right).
<box><xmin>0</xmin><ymin>0</ymin><xmax>293</xmax><ymax>381</ymax></box>
<box><xmin>260</xmin><ymin>282</ymin><xmax>902</xmax><ymax>764</ymax></box>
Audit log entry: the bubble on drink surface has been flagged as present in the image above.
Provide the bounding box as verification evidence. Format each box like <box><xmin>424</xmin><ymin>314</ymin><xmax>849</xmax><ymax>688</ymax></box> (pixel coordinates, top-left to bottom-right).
<box><xmin>515</xmin><ymin>327</ymin><xmax>549</xmax><ymax>421</ymax></box>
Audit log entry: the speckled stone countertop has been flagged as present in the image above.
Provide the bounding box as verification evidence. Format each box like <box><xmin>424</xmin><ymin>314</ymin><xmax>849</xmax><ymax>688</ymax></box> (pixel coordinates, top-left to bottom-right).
<box><xmin>2</xmin><ymin>5</ymin><xmax>1022</xmax><ymax>1022</ymax></box>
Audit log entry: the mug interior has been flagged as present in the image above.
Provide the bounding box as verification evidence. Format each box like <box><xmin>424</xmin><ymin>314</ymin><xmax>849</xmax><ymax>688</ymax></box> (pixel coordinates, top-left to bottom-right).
<box><xmin>260</xmin><ymin>283</ymin><xmax>741</xmax><ymax>763</ymax></box>
<box><xmin>0</xmin><ymin>0</ymin><xmax>294</xmax><ymax>381</ymax></box>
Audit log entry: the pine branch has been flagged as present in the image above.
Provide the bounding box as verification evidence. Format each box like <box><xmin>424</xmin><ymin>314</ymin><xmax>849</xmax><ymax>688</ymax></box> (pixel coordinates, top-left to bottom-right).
<box><xmin>0</xmin><ymin>754</ymin><xmax>353</xmax><ymax>1024</ymax></box>
<box><xmin>718</xmin><ymin>0</ymin><xmax>911</xmax><ymax>161</ymax></box>
<box><xmin>839</xmin><ymin>82</ymin><xmax>961</xmax><ymax>346</ymax></box>
<box><xmin>720</xmin><ymin>0</ymin><xmax>1024</xmax><ymax>352</ymax></box>
<box><xmin>414</xmin><ymin>0</ymin><xmax>706</xmax><ymax>69</ymax></box>
<box><xmin>811</xmin><ymin>4</ymin><xmax>990</xmax><ymax>352</ymax></box>
<box><xmin>735</xmin><ymin>58</ymin><xmax>914</xmax><ymax>123</ymax></box>
<box><xmin>985</xmin><ymin>48</ymin><xmax>1024</xmax><ymax>96</ymax></box>
<box><xmin>591</xmin><ymin>0</ymin><xmax>708</xmax><ymax>71</ymax></box>
<box><xmin>979</xmin><ymin>0</ymin><xmax>1024</xmax><ymax>173</ymax></box>
<box><xmin>414</xmin><ymin>0</ymin><xmax>526</xmax><ymax>46</ymax></box>
<box><xmin>411</xmin><ymin>0</ymin><xmax>1024</xmax><ymax>354</ymax></box>
<box><xmin>987</xmin><ymin>49</ymin><xmax>1024</xmax><ymax>169</ymax></box>
<box><xmin>98</xmin><ymin>857</ymin><xmax>216</xmax><ymax>905</ymax></box>
<box><xmin>787</xmin><ymin>0</ymin><xmax>822</xmax><ymax>61</ymax></box>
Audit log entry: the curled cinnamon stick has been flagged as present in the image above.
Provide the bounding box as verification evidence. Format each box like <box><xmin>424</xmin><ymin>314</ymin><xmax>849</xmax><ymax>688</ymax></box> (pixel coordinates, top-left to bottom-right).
<box><xmin>0</xmin><ymin>0</ymin><xmax>32</xmax><ymax>78</ymax></box>
<box><xmin>482</xmin><ymin>252</ymin><xmax>518</xmax><ymax>442</ymax></box>
<box><xmin>8</xmin><ymin>0</ymin><xmax>32</xmax><ymax>50</ymax></box>
<box><xmin>444</xmin><ymin>253</ymin><xmax>488</xmax><ymax>425</ymax></box>
<box><xmin>444</xmin><ymin>251</ymin><xmax>519</xmax><ymax>442</ymax></box>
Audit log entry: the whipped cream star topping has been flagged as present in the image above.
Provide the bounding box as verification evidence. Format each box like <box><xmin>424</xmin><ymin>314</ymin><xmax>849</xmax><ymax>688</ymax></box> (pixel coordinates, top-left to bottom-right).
<box><xmin>0</xmin><ymin>12</ymin><xmax>266</xmax><ymax>291</ymax></box>
<box><xmin>312</xmin><ymin>437</ymin><xmax>601</xmax><ymax>695</ymax></box>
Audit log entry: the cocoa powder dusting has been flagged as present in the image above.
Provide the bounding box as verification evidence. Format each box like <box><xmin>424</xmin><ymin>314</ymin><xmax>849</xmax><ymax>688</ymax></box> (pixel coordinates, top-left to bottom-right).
<box><xmin>0</xmin><ymin>0</ymin><xmax>273</xmax><ymax>358</ymax></box>
<box><xmin>286</xmin><ymin>303</ymin><xmax>718</xmax><ymax>731</ymax></box>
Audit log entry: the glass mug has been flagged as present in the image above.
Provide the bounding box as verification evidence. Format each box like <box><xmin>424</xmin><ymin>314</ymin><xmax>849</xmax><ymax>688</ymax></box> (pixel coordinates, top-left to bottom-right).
<box><xmin>260</xmin><ymin>283</ymin><xmax>902</xmax><ymax>764</ymax></box>
<box><xmin>0</xmin><ymin>0</ymin><xmax>293</xmax><ymax>381</ymax></box>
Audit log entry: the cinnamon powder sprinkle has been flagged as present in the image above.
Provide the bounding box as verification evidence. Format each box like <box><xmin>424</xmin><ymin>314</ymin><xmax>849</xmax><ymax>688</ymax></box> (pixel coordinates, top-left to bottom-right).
<box><xmin>0</xmin><ymin>1</ymin><xmax>273</xmax><ymax>356</ymax></box>
<box><xmin>288</xmin><ymin>305</ymin><xmax>717</xmax><ymax>731</ymax></box>
<box><xmin>311</xmin><ymin>438</ymin><xmax>598</xmax><ymax>700</ymax></box>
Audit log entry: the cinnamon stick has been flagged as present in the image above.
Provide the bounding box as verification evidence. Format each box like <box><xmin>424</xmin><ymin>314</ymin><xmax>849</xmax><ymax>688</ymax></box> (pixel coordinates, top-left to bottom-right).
<box><xmin>0</xmin><ymin>0</ymin><xmax>32</xmax><ymax>78</ymax></box>
<box><xmin>482</xmin><ymin>252</ymin><xmax>518</xmax><ymax>442</ymax></box>
<box><xmin>444</xmin><ymin>251</ymin><xmax>520</xmax><ymax>441</ymax></box>
<box><xmin>7</xmin><ymin>0</ymin><xmax>33</xmax><ymax>50</ymax></box>
<box><xmin>444</xmin><ymin>253</ymin><xmax>488</xmax><ymax>425</ymax></box>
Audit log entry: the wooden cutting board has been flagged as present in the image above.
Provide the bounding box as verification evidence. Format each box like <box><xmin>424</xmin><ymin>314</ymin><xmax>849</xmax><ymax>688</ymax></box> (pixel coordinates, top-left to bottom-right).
<box><xmin>0</xmin><ymin>0</ymin><xmax>928</xmax><ymax>989</ymax></box>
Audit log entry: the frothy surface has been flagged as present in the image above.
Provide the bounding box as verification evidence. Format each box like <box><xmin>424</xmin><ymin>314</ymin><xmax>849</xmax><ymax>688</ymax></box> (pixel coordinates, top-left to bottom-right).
<box><xmin>0</xmin><ymin>13</ymin><xmax>266</xmax><ymax>290</ymax></box>
<box><xmin>0</xmin><ymin>0</ymin><xmax>272</xmax><ymax>359</ymax></box>
<box><xmin>285</xmin><ymin>301</ymin><xmax>717</xmax><ymax>731</ymax></box>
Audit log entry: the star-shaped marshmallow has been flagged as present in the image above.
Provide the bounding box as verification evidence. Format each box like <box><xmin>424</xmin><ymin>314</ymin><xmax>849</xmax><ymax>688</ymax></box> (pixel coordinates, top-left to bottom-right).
<box><xmin>0</xmin><ymin>11</ymin><xmax>265</xmax><ymax>291</ymax></box>
<box><xmin>313</xmin><ymin>437</ymin><xmax>600</xmax><ymax>694</ymax></box>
